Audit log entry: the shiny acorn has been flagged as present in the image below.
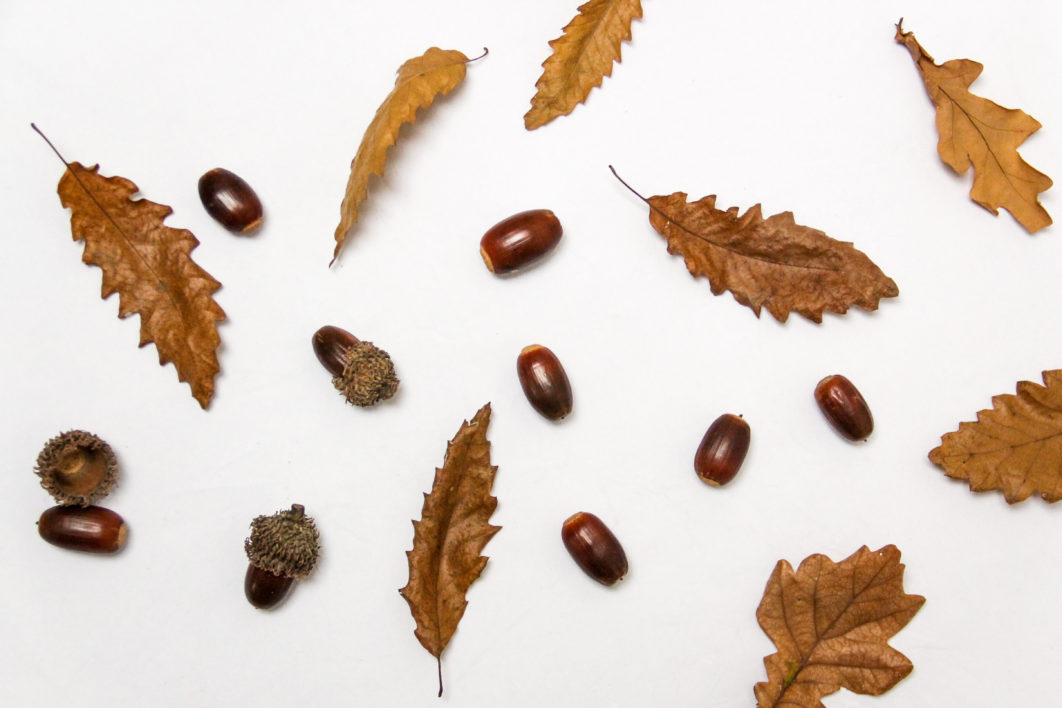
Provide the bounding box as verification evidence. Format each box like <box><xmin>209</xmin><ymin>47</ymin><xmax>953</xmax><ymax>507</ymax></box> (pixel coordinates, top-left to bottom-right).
<box><xmin>480</xmin><ymin>209</ymin><xmax>562</xmax><ymax>275</ymax></box>
<box><xmin>38</xmin><ymin>505</ymin><xmax>127</xmax><ymax>553</ymax></box>
<box><xmin>561</xmin><ymin>511</ymin><xmax>628</xmax><ymax>586</ymax></box>
<box><xmin>198</xmin><ymin>167</ymin><xmax>263</xmax><ymax>233</ymax></box>
<box><xmin>517</xmin><ymin>344</ymin><xmax>572</xmax><ymax>420</ymax></box>
<box><xmin>312</xmin><ymin>325</ymin><xmax>399</xmax><ymax>407</ymax></box>
<box><xmin>815</xmin><ymin>374</ymin><xmax>874</xmax><ymax>441</ymax></box>
<box><xmin>694</xmin><ymin>414</ymin><xmax>751</xmax><ymax>486</ymax></box>
<box><xmin>244</xmin><ymin>504</ymin><xmax>320</xmax><ymax>610</ymax></box>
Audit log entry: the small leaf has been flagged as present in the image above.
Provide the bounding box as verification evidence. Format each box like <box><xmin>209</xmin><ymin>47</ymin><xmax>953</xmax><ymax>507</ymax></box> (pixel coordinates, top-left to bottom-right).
<box><xmin>754</xmin><ymin>545</ymin><xmax>925</xmax><ymax>708</ymax></box>
<box><xmin>612</xmin><ymin>168</ymin><xmax>898</xmax><ymax>323</ymax></box>
<box><xmin>930</xmin><ymin>370</ymin><xmax>1062</xmax><ymax>503</ymax></box>
<box><xmin>399</xmin><ymin>403</ymin><xmax>500</xmax><ymax>696</ymax></box>
<box><xmin>896</xmin><ymin>21</ymin><xmax>1052</xmax><ymax>233</ymax></box>
<box><xmin>332</xmin><ymin>47</ymin><xmax>474</xmax><ymax>264</ymax></box>
<box><xmin>524</xmin><ymin>0</ymin><xmax>642</xmax><ymax>130</ymax></box>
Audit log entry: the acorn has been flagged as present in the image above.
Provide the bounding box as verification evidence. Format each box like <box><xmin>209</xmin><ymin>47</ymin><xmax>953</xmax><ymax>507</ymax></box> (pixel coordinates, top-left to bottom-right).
<box><xmin>35</xmin><ymin>430</ymin><xmax>118</xmax><ymax>507</ymax></box>
<box><xmin>480</xmin><ymin>209</ymin><xmax>562</xmax><ymax>275</ymax></box>
<box><xmin>815</xmin><ymin>374</ymin><xmax>874</xmax><ymax>441</ymax></box>
<box><xmin>561</xmin><ymin>512</ymin><xmax>628</xmax><ymax>586</ymax></box>
<box><xmin>198</xmin><ymin>167</ymin><xmax>264</xmax><ymax>234</ymax></box>
<box><xmin>38</xmin><ymin>505</ymin><xmax>127</xmax><ymax>553</ymax></box>
<box><xmin>517</xmin><ymin>344</ymin><xmax>573</xmax><ymax>420</ymax></box>
<box><xmin>312</xmin><ymin>325</ymin><xmax>399</xmax><ymax>407</ymax></box>
<box><xmin>694</xmin><ymin>414</ymin><xmax>751</xmax><ymax>487</ymax></box>
<box><xmin>244</xmin><ymin>504</ymin><xmax>320</xmax><ymax>610</ymax></box>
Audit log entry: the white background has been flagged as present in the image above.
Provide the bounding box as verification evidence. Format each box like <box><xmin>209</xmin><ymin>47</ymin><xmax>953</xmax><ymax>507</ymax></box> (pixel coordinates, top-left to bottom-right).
<box><xmin>2</xmin><ymin>1</ymin><xmax>1061</xmax><ymax>706</ymax></box>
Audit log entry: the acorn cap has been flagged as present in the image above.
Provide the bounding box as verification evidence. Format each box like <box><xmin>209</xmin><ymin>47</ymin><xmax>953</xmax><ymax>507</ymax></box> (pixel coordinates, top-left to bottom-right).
<box><xmin>334</xmin><ymin>340</ymin><xmax>399</xmax><ymax>407</ymax></box>
<box><xmin>244</xmin><ymin>504</ymin><xmax>320</xmax><ymax>579</ymax></box>
<box><xmin>35</xmin><ymin>430</ymin><xmax>118</xmax><ymax>506</ymax></box>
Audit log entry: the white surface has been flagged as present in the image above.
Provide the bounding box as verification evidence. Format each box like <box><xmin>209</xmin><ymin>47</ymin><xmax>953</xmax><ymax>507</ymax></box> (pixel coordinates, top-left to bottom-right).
<box><xmin>2</xmin><ymin>1</ymin><xmax>1060</xmax><ymax>706</ymax></box>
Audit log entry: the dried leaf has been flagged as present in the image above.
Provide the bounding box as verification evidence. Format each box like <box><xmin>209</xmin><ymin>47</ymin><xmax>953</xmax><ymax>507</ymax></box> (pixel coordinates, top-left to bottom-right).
<box><xmin>524</xmin><ymin>0</ymin><xmax>642</xmax><ymax>130</ymax></box>
<box><xmin>43</xmin><ymin>131</ymin><xmax>224</xmax><ymax>408</ymax></box>
<box><xmin>929</xmin><ymin>370</ymin><xmax>1062</xmax><ymax>503</ymax></box>
<box><xmin>755</xmin><ymin>545</ymin><xmax>925</xmax><ymax>708</ymax></box>
<box><xmin>612</xmin><ymin>168</ymin><xmax>898</xmax><ymax>323</ymax></box>
<box><xmin>400</xmin><ymin>403</ymin><xmax>500</xmax><ymax>696</ymax></box>
<box><xmin>896</xmin><ymin>21</ymin><xmax>1052</xmax><ymax>233</ymax></box>
<box><xmin>333</xmin><ymin>47</ymin><xmax>472</xmax><ymax>264</ymax></box>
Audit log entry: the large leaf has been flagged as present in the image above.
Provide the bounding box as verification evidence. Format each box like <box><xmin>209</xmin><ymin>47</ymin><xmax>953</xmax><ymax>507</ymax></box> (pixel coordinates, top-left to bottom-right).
<box><xmin>524</xmin><ymin>0</ymin><xmax>642</xmax><ymax>130</ymax></box>
<box><xmin>399</xmin><ymin>403</ymin><xmax>500</xmax><ymax>696</ymax></box>
<box><xmin>332</xmin><ymin>47</ymin><xmax>472</xmax><ymax>264</ymax></box>
<box><xmin>896</xmin><ymin>21</ymin><xmax>1052</xmax><ymax>233</ymax></box>
<box><xmin>754</xmin><ymin>545</ymin><xmax>925</xmax><ymax>708</ymax></box>
<box><xmin>48</xmin><ymin>142</ymin><xmax>224</xmax><ymax>408</ymax></box>
<box><xmin>930</xmin><ymin>370</ymin><xmax>1062</xmax><ymax>503</ymax></box>
<box><xmin>612</xmin><ymin>169</ymin><xmax>898</xmax><ymax>322</ymax></box>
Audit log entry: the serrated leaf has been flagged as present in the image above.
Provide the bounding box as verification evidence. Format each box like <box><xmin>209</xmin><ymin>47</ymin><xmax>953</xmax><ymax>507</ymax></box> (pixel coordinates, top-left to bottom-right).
<box><xmin>930</xmin><ymin>370</ymin><xmax>1062</xmax><ymax>503</ymax></box>
<box><xmin>399</xmin><ymin>403</ymin><xmax>500</xmax><ymax>696</ymax></box>
<box><xmin>524</xmin><ymin>0</ymin><xmax>642</xmax><ymax>130</ymax></box>
<box><xmin>332</xmin><ymin>47</ymin><xmax>472</xmax><ymax>265</ymax></box>
<box><xmin>896</xmin><ymin>21</ymin><xmax>1052</xmax><ymax>233</ymax></box>
<box><xmin>55</xmin><ymin>161</ymin><xmax>224</xmax><ymax>408</ymax></box>
<box><xmin>754</xmin><ymin>545</ymin><xmax>925</xmax><ymax>708</ymax></box>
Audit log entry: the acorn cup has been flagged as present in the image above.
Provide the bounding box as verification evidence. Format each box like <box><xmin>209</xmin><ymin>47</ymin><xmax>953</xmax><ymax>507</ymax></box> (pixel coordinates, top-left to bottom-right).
<box><xmin>244</xmin><ymin>504</ymin><xmax>320</xmax><ymax>610</ymax></box>
<box><xmin>312</xmin><ymin>325</ymin><xmax>399</xmax><ymax>407</ymax></box>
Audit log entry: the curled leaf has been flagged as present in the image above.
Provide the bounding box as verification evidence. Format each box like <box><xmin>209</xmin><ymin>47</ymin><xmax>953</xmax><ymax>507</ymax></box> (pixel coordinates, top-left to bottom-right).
<box><xmin>755</xmin><ymin>545</ymin><xmax>925</xmax><ymax>708</ymax></box>
<box><xmin>333</xmin><ymin>47</ymin><xmax>474</xmax><ymax>264</ymax></box>
<box><xmin>896</xmin><ymin>21</ymin><xmax>1052</xmax><ymax>233</ymax></box>
<box><xmin>400</xmin><ymin>403</ymin><xmax>500</xmax><ymax>696</ymax></box>
<box><xmin>525</xmin><ymin>0</ymin><xmax>642</xmax><ymax>130</ymax></box>
<box><xmin>930</xmin><ymin>370</ymin><xmax>1062</xmax><ymax>503</ymax></box>
<box><xmin>612</xmin><ymin>168</ymin><xmax>898</xmax><ymax>323</ymax></box>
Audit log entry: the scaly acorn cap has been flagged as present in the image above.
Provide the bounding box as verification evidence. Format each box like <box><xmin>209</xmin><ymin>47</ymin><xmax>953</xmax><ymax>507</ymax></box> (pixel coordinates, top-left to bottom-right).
<box><xmin>334</xmin><ymin>340</ymin><xmax>399</xmax><ymax>407</ymax></box>
<box><xmin>245</xmin><ymin>504</ymin><xmax>320</xmax><ymax>579</ymax></box>
<box><xmin>35</xmin><ymin>430</ymin><xmax>118</xmax><ymax>507</ymax></box>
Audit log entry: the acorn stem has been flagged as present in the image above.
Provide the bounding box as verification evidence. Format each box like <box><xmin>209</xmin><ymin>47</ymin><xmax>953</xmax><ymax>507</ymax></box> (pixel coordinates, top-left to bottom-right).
<box><xmin>289</xmin><ymin>504</ymin><xmax>305</xmax><ymax>519</ymax></box>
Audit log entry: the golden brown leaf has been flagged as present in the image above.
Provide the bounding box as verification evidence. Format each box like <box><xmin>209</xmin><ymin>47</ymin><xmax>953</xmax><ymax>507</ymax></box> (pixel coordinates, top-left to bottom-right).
<box><xmin>896</xmin><ymin>21</ymin><xmax>1052</xmax><ymax>233</ymax></box>
<box><xmin>612</xmin><ymin>168</ymin><xmax>898</xmax><ymax>322</ymax></box>
<box><xmin>399</xmin><ymin>403</ymin><xmax>500</xmax><ymax>696</ymax></box>
<box><xmin>53</xmin><ymin>156</ymin><xmax>224</xmax><ymax>408</ymax></box>
<box><xmin>755</xmin><ymin>545</ymin><xmax>925</xmax><ymax>708</ymax></box>
<box><xmin>333</xmin><ymin>47</ymin><xmax>472</xmax><ymax>264</ymax></box>
<box><xmin>524</xmin><ymin>0</ymin><xmax>642</xmax><ymax>130</ymax></box>
<box><xmin>929</xmin><ymin>370</ymin><xmax>1062</xmax><ymax>503</ymax></box>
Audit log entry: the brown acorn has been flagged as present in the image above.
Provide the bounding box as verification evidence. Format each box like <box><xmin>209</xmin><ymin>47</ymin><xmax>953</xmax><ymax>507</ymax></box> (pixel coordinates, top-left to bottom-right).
<box><xmin>516</xmin><ymin>344</ymin><xmax>573</xmax><ymax>420</ymax></box>
<box><xmin>312</xmin><ymin>325</ymin><xmax>399</xmax><ymax>407</ymax></box>
<box><xmin>480</xmin><ymin>209</ymin><xmax>562</xmax><ymax>275</ymax></box>
<box><xmin>244</xmin><ymin>504</ymin><xmax>320</xmax><ymax>609</ymax></box>
<box><xmin>198</xmin><ymin>167</ymin><xmax>264</xmax><ymax>233</ymax></box>
<box><xmin>561</xmin><ymin>512</ymin><xmax>628</xmax><ymax>586</ymax></box>
<box><xmin>38</xmin><ymin>505</ymin><xmax>127</xmax><ymax>553</ymax></box>
<box><xmin>35</xmin><ymin>430</ymin><xmax>118</xmax><ymax>506</ymax></box>
<box><xmin>815</xmin><ymin>374</ymin><xmax>874</xmax><ymax>441</ymax></box>
<box><xmin>694</xmin><ymin>414</ymin><xmax>750</xmax><ymax>487</ymax></box>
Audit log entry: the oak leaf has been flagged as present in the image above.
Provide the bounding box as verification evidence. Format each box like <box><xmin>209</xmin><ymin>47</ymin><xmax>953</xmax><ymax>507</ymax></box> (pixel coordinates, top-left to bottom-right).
<box><xmin>400</xmin><ymin>403</ymin><xmax>500</xmax><ymax>696</ymax></box>
<box><xmin>755</xmin><ymin>545</ymin><xmax>925</xmax><ymax>708</ymax></box>
<box><xmin>896</xmin><ymin>21</ymin><xmax>1052</xmax><ymax>233</ymax></box>
<box><xmin>333</xmin><ymin>47</ymin><xmax>473</xmax><ymax>264</ymax></box>
<box><xmin>929</xmin><ymin>370</ymin><xmax>1062</xmax><ymax>503</ymax></box>
<box><xmin>612</xmin><ymin>168</ymin><xmax>898</xmax><ymax>323</ymax></box>
<box><xmin>524</xmin><ymin>0</ymin><xmax>642</xmax><ymax>130</ymax></box>
<box><xmin>40</xmin><ymin>128</ymin><xmax>224</xmax><ymax>408</ymax></box>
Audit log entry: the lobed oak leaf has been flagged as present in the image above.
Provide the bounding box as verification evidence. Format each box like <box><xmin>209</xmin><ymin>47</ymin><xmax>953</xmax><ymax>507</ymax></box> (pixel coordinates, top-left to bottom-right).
<box><xmin>333</xmin><ymin>47</ymin><xmax>476</xmax><ymax>264</ymax></box>
<box><xmin>524</xmin><ymin>0</ymin><xmax>642</xmax><ymax>130</ymax></box>
<box><xmin>399</xmin><ymin>403</ymin><xmax>500</xmax><ymax>696</ymax></box>
<box><xmin>929</xmin><ymin>370</ymin><xmax>1062</xmax><ymax>503</ymax></box>
<box><xmin>896</xmin><ymin>21</ymin><xmax>1052</xmax><ymax>233</ymax></box>
<box><xmin>611</xmin><ymin>168</ymin><xmax>898</xmax><ymax>323</ymax></box>
<box><xmin>754</xmin><ymin>545</ymin><xmax>925</xmax><ymax>708</ymax></box>
<box><xmin>39</xmin><ymin>128</ymin><xmax>224</xmax><ymax>408</ymax></box>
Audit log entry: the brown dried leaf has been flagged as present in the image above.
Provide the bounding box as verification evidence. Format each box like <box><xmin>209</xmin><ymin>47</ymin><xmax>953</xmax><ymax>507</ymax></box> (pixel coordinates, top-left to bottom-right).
<box><xmin>755</xmin><ymin>545</ymin><xmax>925</xmax><ymax>708</ymax></box>
<box><xmin>524</xmin><ymin>0</ymin><xmax>642</xmax><ymax>130</ymax></box>
<box><xmin>333</xmin><ymin>47</ymin><xmax>471</xmax><ymax>264</ymax></box>
<box><xmin>896</xmin><ymin>21</ymin><xmax>1052</xmax><ymax>233</ymax></box>
<box><xmin>400</xmin><ymin>403</ymin><xmax>500</xmax><ymax>696</ymax></box>
<box><xmin>56</xmin><ymin>160</ymin><xmax>224</xmax><ymax>408</ymax></box>
<box><xmin>929</xmin><ymin>370</ymin><xmax>1062</xmax><ymax>503</ymax></box>
<box><xmin>612</xmin><ymin>169</ymin><xmax>898</xmax><ymax>322</ymax></box>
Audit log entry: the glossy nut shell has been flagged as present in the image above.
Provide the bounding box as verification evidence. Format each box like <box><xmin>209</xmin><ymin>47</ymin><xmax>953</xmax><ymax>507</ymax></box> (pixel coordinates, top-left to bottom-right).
<box><xmin>245</xmin><ymin>564</ymin><xmax>296</xmax><ymax>610</ymax></box>
<box><xmin>561</xmin><ymin>511</ymin><xmax>628</xmax><ymax>586</ymax></box>
<box><xmin>312</xmin><ymin>325</ymin><xmax>360</xmax><ymax>377</ymax></box>
<box><xmin>480</xmin><ymin>209</ymin><xmax>562</xmax><ymax>275</ymax></box>
<box><xmin>815</xmin><ymin>374</ymin><xmax>874</xmax><ymax>441</ymax></box>
<box><xmin>38</xmin><ymin>505</ymin><xmax>127</xmax><ymax>553</ymax></box>
<box><xmin>694</xmin><ymin>414</ymin><xmax>751</xmax><ymax>487</ymax></box>
<box><xmin>517</xmin><ymin>345</ymin><xmax>572</xmax><ymax>420</ymax></box>
<box><xmin>198</xmin><ymin>168</ymin><xmax>264</xmax><ymax>233</ymax></box>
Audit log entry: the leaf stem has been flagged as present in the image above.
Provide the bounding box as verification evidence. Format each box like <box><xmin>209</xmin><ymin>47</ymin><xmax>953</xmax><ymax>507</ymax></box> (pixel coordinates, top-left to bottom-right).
<box><xmin>31</xmin><ymin>124</ymin><xmax>71</xmax><ymax>167</ymax></box>
<box><xmin>467</xmin><ymin>47</ymin><xmax>489</xmax><ymax>63</ymax></box>
<box><xmin>608</xmin><ymin>165</ymin><xmax>650</xmax><ymax>205</ymax></box>
<box><xmin>437</xmin><ymin>656</ymin><xmax>443</xmax><ymax>698</ymax></box>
